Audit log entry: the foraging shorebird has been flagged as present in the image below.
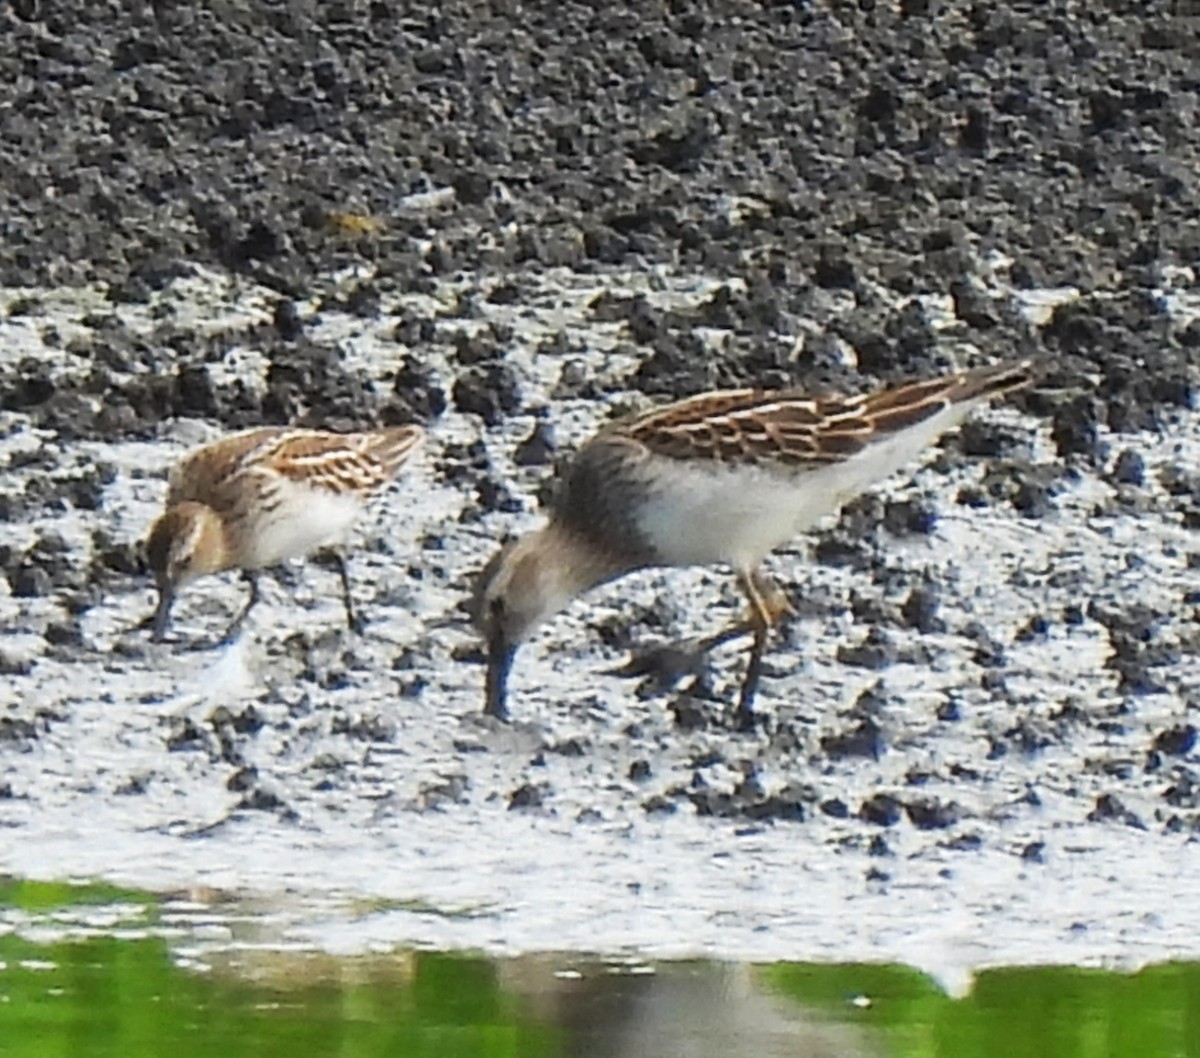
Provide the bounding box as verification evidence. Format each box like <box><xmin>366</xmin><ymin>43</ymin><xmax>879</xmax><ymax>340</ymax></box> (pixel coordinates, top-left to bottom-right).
<box><xmin>472</xmin><ymin>360</ymin><xmax>1037</xmax><ymax>728</ymax></box>
<box><xmin>145</xmin><ymin>424</ymin><xmax>425</xmax><ymax>644</ymax></box>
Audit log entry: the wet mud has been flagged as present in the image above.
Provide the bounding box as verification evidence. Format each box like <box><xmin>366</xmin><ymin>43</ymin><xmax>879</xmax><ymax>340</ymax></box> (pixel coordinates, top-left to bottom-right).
<box><xmin>1</xmin><ymin>0</ymin><xmax>1199</xmax><ymax>977</ymax></box>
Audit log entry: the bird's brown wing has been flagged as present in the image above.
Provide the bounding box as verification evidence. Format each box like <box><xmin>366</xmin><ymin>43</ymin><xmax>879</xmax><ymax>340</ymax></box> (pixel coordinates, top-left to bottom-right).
<box><xmin>607</xmin><ymin>359</ymin><xmax>1037</xmax><ymax>468</ymax></box>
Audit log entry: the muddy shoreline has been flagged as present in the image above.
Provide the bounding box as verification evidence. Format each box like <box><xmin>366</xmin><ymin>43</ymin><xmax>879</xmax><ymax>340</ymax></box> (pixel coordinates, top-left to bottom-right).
<box><xmin>2</xmin><ymin>1</ymin><xmax>1199</xmax><ymax>975</ymax></box>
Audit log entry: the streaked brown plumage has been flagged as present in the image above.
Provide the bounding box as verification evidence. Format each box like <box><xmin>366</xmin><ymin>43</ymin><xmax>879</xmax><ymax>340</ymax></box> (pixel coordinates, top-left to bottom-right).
<box><xmin>146</xmin><ymin>425</ymin><xmax>425</xmax><ymax>643</ymax></box>
<box><xmin>472</xmin><ymin>359</ymin><xmax>1038</xmax><ymax>727</ymax></box>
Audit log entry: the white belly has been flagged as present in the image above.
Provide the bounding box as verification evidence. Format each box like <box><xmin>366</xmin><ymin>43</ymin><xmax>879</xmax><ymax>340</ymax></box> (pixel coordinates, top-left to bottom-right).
<box><xmin>633</xmin><ymin>461</ymin><xmax>810</xmax><ymax>568</ymax></box>
<box><xmin>242</xmin><ymin>481</ymin><xmax>367</xmax><ymax>568</ymax></box>
<box><xmin>632</xmin><ymin>401</ymin><xmax>974</xmax><ymax>570</ymax></box>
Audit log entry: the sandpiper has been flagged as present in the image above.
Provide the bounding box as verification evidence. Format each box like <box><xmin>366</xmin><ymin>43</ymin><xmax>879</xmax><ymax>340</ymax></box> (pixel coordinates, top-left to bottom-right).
<box><xmin>145</xmin><ymin>424</ymin><xmax>425</xmax><ymax>643</ymax></box>
<box><xmin>472</xmin><ymin>360</ymin><xmax>1038</xmax><ymax>728</ymax></box>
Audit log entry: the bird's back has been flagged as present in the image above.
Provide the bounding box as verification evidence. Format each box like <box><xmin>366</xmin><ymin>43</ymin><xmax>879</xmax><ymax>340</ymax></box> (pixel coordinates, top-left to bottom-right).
<box><xmin>166</xmin><ymin>425</ymin><xmax>426</xmax><ymax>513</ymax></box>
<box><xmin>166</xmin><ymin>427</ymin><xmax>290</xmax><ymax>511</ymax></box>
<box><xmin>603</xmin><ymin>359</ymin><xmax>1038</xmax><ymax>468</ymax></box>
<box><xmin>553</xmin><ymin>359</ymin><xmax>1037</xmax><ymax>570</ymax></box>
<box><xmin>161</xmin><ymin>425</ymin><xmax>426</xmax><ymax>569</ymax></box>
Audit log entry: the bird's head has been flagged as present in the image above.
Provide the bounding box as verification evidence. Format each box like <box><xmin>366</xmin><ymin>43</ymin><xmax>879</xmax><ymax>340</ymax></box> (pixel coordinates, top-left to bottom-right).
<box><xmin>470</xmin><ymin>524</ymin><xmax>610</xmax><ymax>720</ymax></box>
<box><xmin>144</xmin><ymin>502</ymin><xmax>227</xmax><ymax>640</ymax></box>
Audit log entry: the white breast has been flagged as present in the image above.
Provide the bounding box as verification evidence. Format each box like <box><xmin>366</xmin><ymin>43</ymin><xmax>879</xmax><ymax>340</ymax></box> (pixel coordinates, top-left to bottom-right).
<box><xmin>241</xmin><ymin>479</ymin><xmax>368</xmax><ymax>569</ymax></box>
<box><xmin>632</xmin><ymin>400</ymin><xmax>976</xmax><ymax>571</ymax></box>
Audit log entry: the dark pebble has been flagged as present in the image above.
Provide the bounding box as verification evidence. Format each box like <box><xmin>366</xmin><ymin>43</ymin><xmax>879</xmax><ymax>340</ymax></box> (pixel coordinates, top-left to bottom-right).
<box><xmin>905</xmin><ymin>798</ymin><xmax>963</xmax><ymax>831</ymax></box>
<box><xmin>900</xmin><ymin>583</ymin><xmax>944</xmax><ymax>634</ymax></box>
<box><xmin>860</xmin><ymin>793</ymin><xmax>903</xmax><ymax>827</ymax></box>
<box><xmin>837</xmin><ymin>627</ymin><xmax>898</xmax><ymax>670</ymax></box>
<box><xmin>9</xmin><ymin>564</ymin><xmax>52</xmax><ymax>598</ymax></box>
<box><xmin>452</xmin><ymin>363</ymin><xmax>522</xmax><ymax>426</ymax></box>
<box><xmin>1108</xmin><ymin>448</ymin><xmax>1146</xmax><ymax>487</ymax></box>
<box><xmin>1021</xmin><ymin>842</ymin><xmax>1046</xmax><ymax>864</ymax></box>
<box><xmin>820</xmin><ymin>798</ymin><xmax>850</xmax><ymax>819</ymax></box>
<box><xmin>513</xmin><ymin>418</ymin><xmax>557</xmax><ymax>467</ymax></box>
<box><xmin>508</xmin><ymin>783</ymin><xmax>545</xmax><ymax>810</ymax></box>
<box><xmin>1087</xmin><ymin>793</ymin><xmax>1143</xmax><ymax>828</ymax></box>
<box><xmin>1153</xmin><ymin>725</ymin><xmax>1197</xmax><ymax>757</ymax></box>
<box><xmin>821</xmin><ymin>718</ymin><xmax>885</xmax><ymax>761</ymax></box>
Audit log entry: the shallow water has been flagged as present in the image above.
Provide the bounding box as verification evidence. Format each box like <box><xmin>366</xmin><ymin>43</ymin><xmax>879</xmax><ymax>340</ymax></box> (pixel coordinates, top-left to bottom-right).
<box><xmin>3</xmin><ymin>880</ymin><xmax>1198</xmax><ymax>1058</ymax></box>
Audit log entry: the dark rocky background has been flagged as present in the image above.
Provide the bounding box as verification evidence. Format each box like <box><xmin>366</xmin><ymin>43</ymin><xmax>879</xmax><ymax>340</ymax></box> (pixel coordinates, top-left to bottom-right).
<box><xmin>1</xmin><ymin>0</ymin><xmax>1198</xmax><ymax>431</ymax></box>
<box><xmin>2</xmin><ymin>0</ymin><xmax>1200</xmax><ymax>881</ymax></box>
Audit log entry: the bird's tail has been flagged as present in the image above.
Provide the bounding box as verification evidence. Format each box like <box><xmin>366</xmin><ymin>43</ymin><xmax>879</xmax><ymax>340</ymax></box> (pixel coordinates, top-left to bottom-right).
<box><xmin>362</xmin><ymin>425</ymin><xmax>426</xmax><ymax>475</ymax></box>
<box><xmin>859</xmin><ymin>357</ymin><xmax>1042</xmax><ymax>437</ymax></box>
<box><xmin>952</xmin><ymin>357</ymin><xmax>1044</xmax><ymax>403</ymax></box>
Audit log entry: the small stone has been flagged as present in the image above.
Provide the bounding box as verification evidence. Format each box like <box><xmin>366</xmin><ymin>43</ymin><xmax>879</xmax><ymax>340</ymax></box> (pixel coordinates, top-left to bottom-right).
<box><xmin>10</xmin><ymin>564</ymin><xmax>52</xmax><ymax>597</ymax></box>
<box><xmin>508</xmin><ymin>783</ymin><xmax>544</xmax><ymax>810</ymax></box>
<box><xmin>821</xmin><ymin>718</ymin><xmax>884</xmax><ymax>761</ymax></box>
<box><xmin>859</xmin><ymin>793</ymin><xmax>903</xmax><ymax>827</ymax></box>
<box><xmin>1108</xmin><ymin>448</ymin><xmax>1145</xmax><ymax>487</ymax></box>
<box><xmin>513</xmin><ymin>418</ymin><xmax>557</xmax><ymax>467</ymax></box>
<box><xmin>1021</xmin><ymin>842</ymin><xmax>1046</xmax><ymax>863</ymax></box>
<box><xmin>1152</xmin><ymin>725</ymin><xmax>1196</xmax><ymax>757</ymax></box>
<box><xmin>905</xmin><ymin>798</ymin><xmax>963</xmax><ymax>830</ymax></box>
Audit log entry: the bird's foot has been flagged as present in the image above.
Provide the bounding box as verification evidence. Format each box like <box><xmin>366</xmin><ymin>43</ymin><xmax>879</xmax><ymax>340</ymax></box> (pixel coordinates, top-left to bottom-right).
<box><xmin>608</xmin><ymin>637</ymin><xmax>711</xmax><ymax>688</ymax></box>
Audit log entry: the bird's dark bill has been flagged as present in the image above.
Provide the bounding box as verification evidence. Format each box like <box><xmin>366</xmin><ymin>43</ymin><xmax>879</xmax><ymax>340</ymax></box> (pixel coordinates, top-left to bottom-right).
<box><xmin>150</xmin><ymin>588</ymin><xmax>175</xmax><ymax>642</ymax></box>
<box><xmin>485</xmin><ymin>635</ymin><xmax>516</xmax><ymax>721</ymax></box>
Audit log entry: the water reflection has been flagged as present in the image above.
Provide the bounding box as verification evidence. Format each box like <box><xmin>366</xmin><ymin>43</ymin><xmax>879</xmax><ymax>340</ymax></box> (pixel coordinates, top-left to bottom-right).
<box><xmin>5</xmin><ymin>881</ymin><xmax>1200</xmax><ymax>1058</ymax></box>
<box><xmin>501</xmin><ymin>957</ymin><xmax>878</xmax><ymax>1058</ymax></box>
<box><xmin>194</xmin><ymin>948</ymin><xmax>876</xmax><ymax>1057</ymax></box>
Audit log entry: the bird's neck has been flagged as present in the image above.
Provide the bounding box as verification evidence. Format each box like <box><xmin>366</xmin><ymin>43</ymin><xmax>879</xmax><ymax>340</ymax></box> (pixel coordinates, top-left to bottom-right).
<box><xmin>191</xmin><ymin>507</ymin><xmax>237</xmax><ymax>575</ymax></box>
<box><xmin>540</xmin><ymin>520</ymin><xmax>641</xmax><ymax>600</ymax></box>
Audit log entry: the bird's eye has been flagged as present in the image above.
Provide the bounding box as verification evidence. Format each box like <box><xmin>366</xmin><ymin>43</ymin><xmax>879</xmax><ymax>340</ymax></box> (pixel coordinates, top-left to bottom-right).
<box><xmin>489</xmin><ymin>597</ymin><xmax>505</xmax><ymax>618</ymax></box>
